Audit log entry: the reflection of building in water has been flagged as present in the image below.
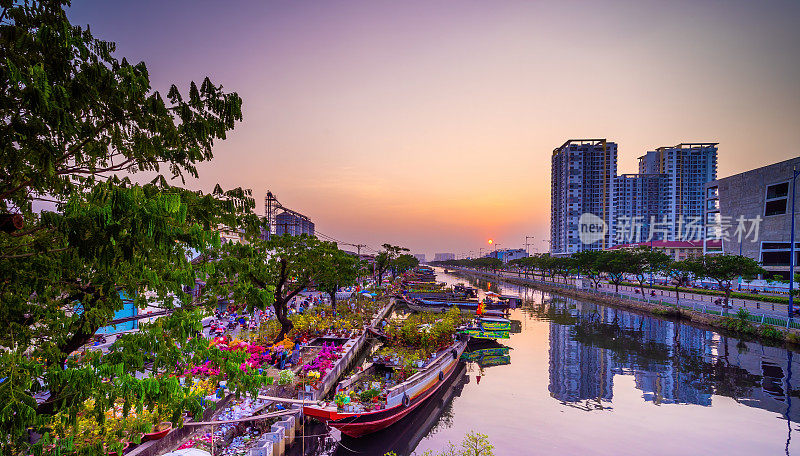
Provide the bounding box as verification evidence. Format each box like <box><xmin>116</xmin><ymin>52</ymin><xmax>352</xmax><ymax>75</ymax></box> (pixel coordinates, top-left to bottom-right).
<box><xmin>546</xmin><ymin>296</ymin><xmax>800</xmax><ymax>421</ymax></box>
<box><xmin>547</xmin><ymin>298</ymin><xmax>713</xmax><ymax>407</ymax></box>
<box><xmin>548</xmin><ymin>311</ymin><xmax>614</xmax><ymax>404</ymax></box>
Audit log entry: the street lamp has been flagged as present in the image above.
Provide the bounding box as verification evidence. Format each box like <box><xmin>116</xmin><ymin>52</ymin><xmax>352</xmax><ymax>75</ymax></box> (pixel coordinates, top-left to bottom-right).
<box><xmin>789</xmin><ymin>166</ymin><xmax>799</xmax><ymax>319</ymax></box>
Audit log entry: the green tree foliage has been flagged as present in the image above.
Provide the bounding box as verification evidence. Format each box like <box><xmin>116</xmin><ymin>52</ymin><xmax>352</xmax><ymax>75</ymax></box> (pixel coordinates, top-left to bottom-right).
<box><xmin>0</xmin><ymin>1</ymin><xmax>254</xmax><ymax>452</ymax></box>
<box><xmin>574</xmin><ymin>250</ymin><xmax>604</xmax><ymax>287</ymax></box>
<box><xmin>687</xmin><ymin>255</ymin><xmax>766</xmax><ymax>315</ymax></box>
<box><xmin>665</xmin><ymin>259</ymin><xmax>697</xmax><ymax>307</ymax></box>
<box><xmin>391</xmin><ymin>253</ymin><xmax>419</xmax><ymax>277</ymax></box>
<box><xmin>375</xmin><ymin>243</ymin><xmax>409</xmax><ymax>283</ymax></box>
<box><xmin>629</xmin><ymin>247</ymin><xmax>671</xmax><ymax>297</ymax></box>
<box><xmin>204</xmin><ymin>234</ymin><xmax>342</xmax><ymax>342</ymax></box>
<box><xmin>598</xmin><ymin>249</ymin><xmax>636</xmax><ymax>293</ymax></box>
<box><xmin>314</xmin><ymin>248</ymin><xmax>361</xmax><ymax>312</ymax></box>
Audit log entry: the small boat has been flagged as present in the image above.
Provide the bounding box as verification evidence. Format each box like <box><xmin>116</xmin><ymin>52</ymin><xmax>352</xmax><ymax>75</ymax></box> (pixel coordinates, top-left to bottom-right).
<box><xmin>416</xmin><ymin>298</ymin><xmax>511</xmax><ymax>311</ymax></box>
<box><xmin>458</xmin><ymin>315</ymin><xmax>511</xmax><ymax>340</ymax></box>
<box><xmin>461</xmin><ymin>341</ymin><xmax>511</xmax><ymax>368</ymax></box>
<box><xmin>302</xmin><ymin>336</ymin><xmax>469</xmax><ymax>437</ymax></box>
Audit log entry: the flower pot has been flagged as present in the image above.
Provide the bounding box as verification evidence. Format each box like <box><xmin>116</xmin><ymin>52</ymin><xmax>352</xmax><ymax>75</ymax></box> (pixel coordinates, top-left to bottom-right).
<box><xmin>142</xmin><ymin>422</ymin><xmax>172</xmax><ymax>442</ymax></box>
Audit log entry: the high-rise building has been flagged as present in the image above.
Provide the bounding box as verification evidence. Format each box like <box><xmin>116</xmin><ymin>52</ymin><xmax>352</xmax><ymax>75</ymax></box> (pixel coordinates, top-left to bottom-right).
<box><xmin>638</xmin><ymin>143</ymin><xmax>718</xmax><ymax>239</ymax></box>
<box><xmin>413</xmin><ymin>253</ymin><xmax>426</xmax><ymax>263</ymax></box>
<box><xmin>433</xmin><ymin>253</ymin><xmax>456</xmax><ymax>262</ymax></box>
<box><xmin>611</xmin><ymin>173</ymin><xmax>668</xmax><ymax>243</ymax></box>
<box><xmin>551</xmin><ymin>139</ymin><xmax>618</xmax><ymax>255</ymax></box>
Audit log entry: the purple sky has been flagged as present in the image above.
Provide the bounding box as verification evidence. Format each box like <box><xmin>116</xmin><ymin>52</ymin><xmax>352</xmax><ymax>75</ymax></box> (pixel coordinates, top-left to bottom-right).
<box><xmin>67</xmin><ymin>0</ymin><xmax>800</xmax><ymax>259</ymax></box>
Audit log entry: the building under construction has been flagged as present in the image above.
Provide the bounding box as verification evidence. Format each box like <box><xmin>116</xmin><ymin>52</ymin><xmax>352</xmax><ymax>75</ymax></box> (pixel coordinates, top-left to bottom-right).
<box><xmin>264</xmin><ymin>190</ymin><xmax>315</xmax><ymax>237</ymax></box>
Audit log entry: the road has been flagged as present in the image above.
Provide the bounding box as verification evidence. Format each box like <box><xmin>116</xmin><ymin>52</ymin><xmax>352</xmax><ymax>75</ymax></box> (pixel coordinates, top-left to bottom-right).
<box><xmin>484</xmin><ymin>269</ymin><xmax>795</xmax><ymax>322</ymax></box>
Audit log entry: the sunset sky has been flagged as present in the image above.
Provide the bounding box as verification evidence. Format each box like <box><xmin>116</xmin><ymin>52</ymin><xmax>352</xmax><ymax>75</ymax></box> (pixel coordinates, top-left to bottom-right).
<box><xmin>68</xmin><ymin>0</ymin><xmax>800</xmax><ymax>259</ymax></box>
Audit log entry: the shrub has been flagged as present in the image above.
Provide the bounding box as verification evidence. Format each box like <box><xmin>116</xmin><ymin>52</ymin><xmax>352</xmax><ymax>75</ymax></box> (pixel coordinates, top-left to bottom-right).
<box><xmin>717</xmin><ymin>316</ymin><xmax>756</xmax><ymax>335</ymax></box>
<box><xmin>758</xmin><ymin>325</ymin><xmax>784</xmax><ymax>341</ymax></box>
<box><xmin>277</xmin><ymin>369</ymin><xmax>295</xmax><ymax>386</ymax></box>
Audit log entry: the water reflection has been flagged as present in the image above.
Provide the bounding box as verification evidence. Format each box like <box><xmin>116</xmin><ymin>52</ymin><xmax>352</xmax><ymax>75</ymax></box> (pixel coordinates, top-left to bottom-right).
<box><xmin>533</xmin><ymin>295</ymin><xmax>800</xmax><ymax>424</ymax></box>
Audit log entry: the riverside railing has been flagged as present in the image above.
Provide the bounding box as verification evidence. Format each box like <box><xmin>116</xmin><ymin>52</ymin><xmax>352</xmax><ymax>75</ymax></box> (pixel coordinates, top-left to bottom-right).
<box><xmin>453</xmin><ymin>267</ymin><xmax>800</xmax><ymax>331</ymax></box>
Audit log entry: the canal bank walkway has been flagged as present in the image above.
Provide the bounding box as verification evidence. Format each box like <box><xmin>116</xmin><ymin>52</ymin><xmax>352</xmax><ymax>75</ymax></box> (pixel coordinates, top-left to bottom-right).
<box><xmin>450</xmin><ymin>268</ymin><xmax>800</xmax><ymax>331</ymax></box>
<box><xmin>492</xmin><ymin>270</ymin><xmax>792</xmax><ymax>319</ymax></box>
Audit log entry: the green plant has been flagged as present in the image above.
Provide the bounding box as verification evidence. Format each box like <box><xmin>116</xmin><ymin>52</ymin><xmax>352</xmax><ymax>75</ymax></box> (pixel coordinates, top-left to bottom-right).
<box><xmin>718</xmin><ymin>316</ymin><xmax>756</xmax><ymax>335</ymax></box>
<box><xmin>359</xmin><ymin>388</ymin><xmax>381</xmax><ymax>403</ymax></box>
<box><xmin>736</xmin><ymin>308</ymin><xmax>751</xmax><ymax>322</ymax></box>
<box><xmin>277</xmin><ymin>369</ymin><xmax>295</xmax><ymax>386</ymax></box>
<box><xmin>758</xmin><ymin>325</ymin><xmax>784</xmax><ymax>341</ymax></box>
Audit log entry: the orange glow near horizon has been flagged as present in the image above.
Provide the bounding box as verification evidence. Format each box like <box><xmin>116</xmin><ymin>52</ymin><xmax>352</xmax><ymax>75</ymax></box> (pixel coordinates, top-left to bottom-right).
<box><xmin>67</xmin><ymin>1</ymin><xmax>800</xmax><ymax>260</ymax></box>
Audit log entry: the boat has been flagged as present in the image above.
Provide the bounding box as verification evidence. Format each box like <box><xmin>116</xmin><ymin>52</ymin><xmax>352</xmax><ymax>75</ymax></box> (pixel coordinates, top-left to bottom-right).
<box><xmin>302</xmin><ymin>335</ymin><xmax>470</xmax><ymax>438</ymax></box>
<box><xmin>458</xmin><ymin>315</ymin><xmax>511</xmax><ymax>340</ymax></box>
<box><xmin>415</xmin><ymin>297</ymin><xmax>511</xmax><ymax>311</ymax></box>
<box><xmin>461</xmin><ymin>341</ymin><xmax>511</xmax><ymax>368</ymax></box>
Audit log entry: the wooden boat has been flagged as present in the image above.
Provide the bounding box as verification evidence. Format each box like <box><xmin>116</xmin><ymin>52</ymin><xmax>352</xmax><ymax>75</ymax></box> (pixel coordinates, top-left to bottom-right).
<box><xmin>302</xmin><ymin>336</ymin><xmax>469</xmax><ymax>438</ymax></box>
<box><xmin>458</xmin><ymin>315</ymin><xmax>511</xmax><ymax>340</ymax></box>
<box><xmin>416</xmin><ymin>298</ymin><xmax>511</xmax><ymax>311</ymax></box>
<box><xmin>461</xmin><ymin>342</ymin><xmax>511</xmax><ymax>368</ymax></box>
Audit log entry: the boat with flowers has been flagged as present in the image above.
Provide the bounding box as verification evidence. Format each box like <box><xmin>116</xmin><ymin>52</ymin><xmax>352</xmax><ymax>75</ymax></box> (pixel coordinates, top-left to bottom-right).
<box><xmin>458</xmin><ymin>314</ymin><xmax>511</xmax><ymax>340</ymax></box>
<box><xmin>301</xmin><ymin>334</ymin><xmax>469</xmax><ymax>437</ymax></box>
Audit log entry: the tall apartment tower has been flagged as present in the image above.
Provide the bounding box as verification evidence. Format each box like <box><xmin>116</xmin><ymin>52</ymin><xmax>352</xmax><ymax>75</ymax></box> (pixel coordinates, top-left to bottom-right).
<box><xmin>638</xmin><ymin>143</ymin><xmax>718</xmax><ymax>239</ymax></box>
<box><xmin>551</xmin><ymin>139</ymin><xmax>618</xmax><ymax>255</ymax></box>
<box><xmin>611</xmin><ymin>173</ymin><xmax>668</xmax><ymax>243</ymax></box>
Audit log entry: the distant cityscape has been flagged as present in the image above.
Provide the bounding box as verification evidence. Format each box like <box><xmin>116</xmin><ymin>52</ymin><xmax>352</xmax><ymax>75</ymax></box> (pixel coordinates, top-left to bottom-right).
<box><xmin>549</xmin><ymin>139</ymin><xmax>800</xmax><ymax>279</ymax></box>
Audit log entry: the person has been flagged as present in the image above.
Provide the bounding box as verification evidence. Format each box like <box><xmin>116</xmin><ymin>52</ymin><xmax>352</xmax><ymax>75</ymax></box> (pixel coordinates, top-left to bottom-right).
<box><xmin>278</xmin><ymin>349</ymin><xmax>288</xmax><ymax>370</ymax></box>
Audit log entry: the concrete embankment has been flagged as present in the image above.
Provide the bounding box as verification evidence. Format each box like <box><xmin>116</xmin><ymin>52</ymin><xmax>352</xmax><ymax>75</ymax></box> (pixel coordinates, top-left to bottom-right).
<box><xmin>452</xmin><ymin>268</ymin><xmax>800</xmax><ymax>346</ymax></box>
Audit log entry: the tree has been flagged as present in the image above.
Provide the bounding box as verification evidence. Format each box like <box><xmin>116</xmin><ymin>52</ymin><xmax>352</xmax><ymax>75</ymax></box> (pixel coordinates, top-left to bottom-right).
<box><xmin>574</xmin><ymin>251</ymin><xmax>604</xmax><ymax>288</ymax></box>
<box><xmin>691</xmin><ymin>254</ymin><xmax>765</xmax><ymax>315</ymax></box>
<box><xmin>374</xmin><ymin>243</ymin><xmax>409</xmax><ymax>284</ymax></box>
<box><xmin>630</xmin><ymin>247</ymin><xmax>671</xmax><ymax>298</ymax></box>
<box><xmin>206</xmin><ymin>234</ymin><xmax>341</xmax><ymax>342</ymax></box>
<box><xmin>392</xmin><ymin>253</ymin><xmax>420</xmax><ymax>278</ymax></box>
<box><xmin>315</xmin><ymin>249</ymin><xmax>360</xmax><ymax>312</ymax></box>
<box><xmin>0</xmin><ymin>1</ymin><xmax>250</xmax><ymax>452</ymax></box>
<box><xmin>665</xmin><ymin>259</ymin><xmax>697</xmax><ymax>307</ymax></box>
<box><xmin>472</xmin><ymin>257</ymin><xmax>502</xmax><ymax>271</ymax></box>
<box><xmin>599</xmin><ymin>250</ymin><xmax>636</xmax><ymax>293</ymax></box>
<box><xmin>552</xmin><ymin>256</ymin><xmax>578</xmax><ymax>284</ymax></box>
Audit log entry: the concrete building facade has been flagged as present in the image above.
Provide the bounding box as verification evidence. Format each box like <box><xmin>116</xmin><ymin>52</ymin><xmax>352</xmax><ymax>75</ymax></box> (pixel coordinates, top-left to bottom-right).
<box><xmin>551</xmin><ymin>139</ymin><xmax>618</xmax><ymax>255</ymax></box>
<box><xmin>704</xmin><ymin>156</ymin><xmax>800</xmax><ymax>279</ymax></box>
<box><xmin>611</xmin><ymin>173</ymin><xmax>668</xmax><ymax>243</ymax></box>
<box><xmin>488</xmin><ymin>248</ymin><xmax>528</xmax><ymax>263</ymax></box>
<box><xmin>433</xmin><ymin>253</ymin><xmax>456</xmax><ymax>262</ymax></box>
<box><xmin>639</xmin><ymin>143</ymin><xmax>718</xmax><ymax>240</ymax></box>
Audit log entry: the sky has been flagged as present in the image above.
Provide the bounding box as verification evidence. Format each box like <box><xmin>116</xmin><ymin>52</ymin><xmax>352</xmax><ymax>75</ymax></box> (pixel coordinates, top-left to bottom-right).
<box><xmin>67</xmin><ymin>0</ymin><xmax>800</xmax><ymax>259</ymax></box>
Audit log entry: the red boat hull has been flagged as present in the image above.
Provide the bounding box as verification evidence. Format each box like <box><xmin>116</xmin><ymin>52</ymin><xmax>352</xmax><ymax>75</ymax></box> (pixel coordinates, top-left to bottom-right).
<box><xmin>303</xmin><ymin>358</ymin><xmax>460</xmax><ymax>438</ymax></box>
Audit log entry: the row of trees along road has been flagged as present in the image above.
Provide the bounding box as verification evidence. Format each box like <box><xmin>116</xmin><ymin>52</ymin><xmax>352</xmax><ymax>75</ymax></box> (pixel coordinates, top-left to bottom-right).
<box><xmin>438</xmin><ymin>249</ymin><xmax>766</xmax><ymax>315</ymax></box>
<box><xmin>510</xmin><ymin>249</ymin><xmax>765</xmax><ymax>314</ymax></box>
<box><xmin>0</xmin><ymin>1</ymin><xmax>363</xmax><ymax>453</ymax></box>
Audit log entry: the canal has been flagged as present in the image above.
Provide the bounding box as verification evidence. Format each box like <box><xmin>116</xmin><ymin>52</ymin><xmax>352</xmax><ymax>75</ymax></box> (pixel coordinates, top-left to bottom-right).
<box><xmin>313</xmin><ymin>268</ymin><xmax>800</xmax><ymax>455</ymax></box>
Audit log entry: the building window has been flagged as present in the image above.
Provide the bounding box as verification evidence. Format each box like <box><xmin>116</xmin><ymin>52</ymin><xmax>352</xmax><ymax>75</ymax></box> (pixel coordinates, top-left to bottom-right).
<box><xmin>760</xmin><ymin>242</ymin><xmax>800</xmax><ymax>267</ymax></box>
<box><xmin>707</xmin><ymin>186</ymin><xmax>718</xmax><ymax>198</ymax></box>
<box><xmin>765</xmin><ymin>182</ymin><xmax>789</xmax><ymax>216</ymax></box>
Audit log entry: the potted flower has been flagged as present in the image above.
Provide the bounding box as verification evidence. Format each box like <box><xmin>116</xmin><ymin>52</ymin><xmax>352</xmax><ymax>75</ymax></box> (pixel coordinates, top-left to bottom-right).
<box><xmin>142</xmin><ymin>421</ymin><xmax>172</xmax><ymax>442</ymax></box>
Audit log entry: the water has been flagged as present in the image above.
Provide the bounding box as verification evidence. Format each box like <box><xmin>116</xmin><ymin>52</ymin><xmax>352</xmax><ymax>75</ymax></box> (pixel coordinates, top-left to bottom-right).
<box><xmin>315</xmin><ymin>268</ymin><xmax>800</xmax><ymax>455</ymax></box>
